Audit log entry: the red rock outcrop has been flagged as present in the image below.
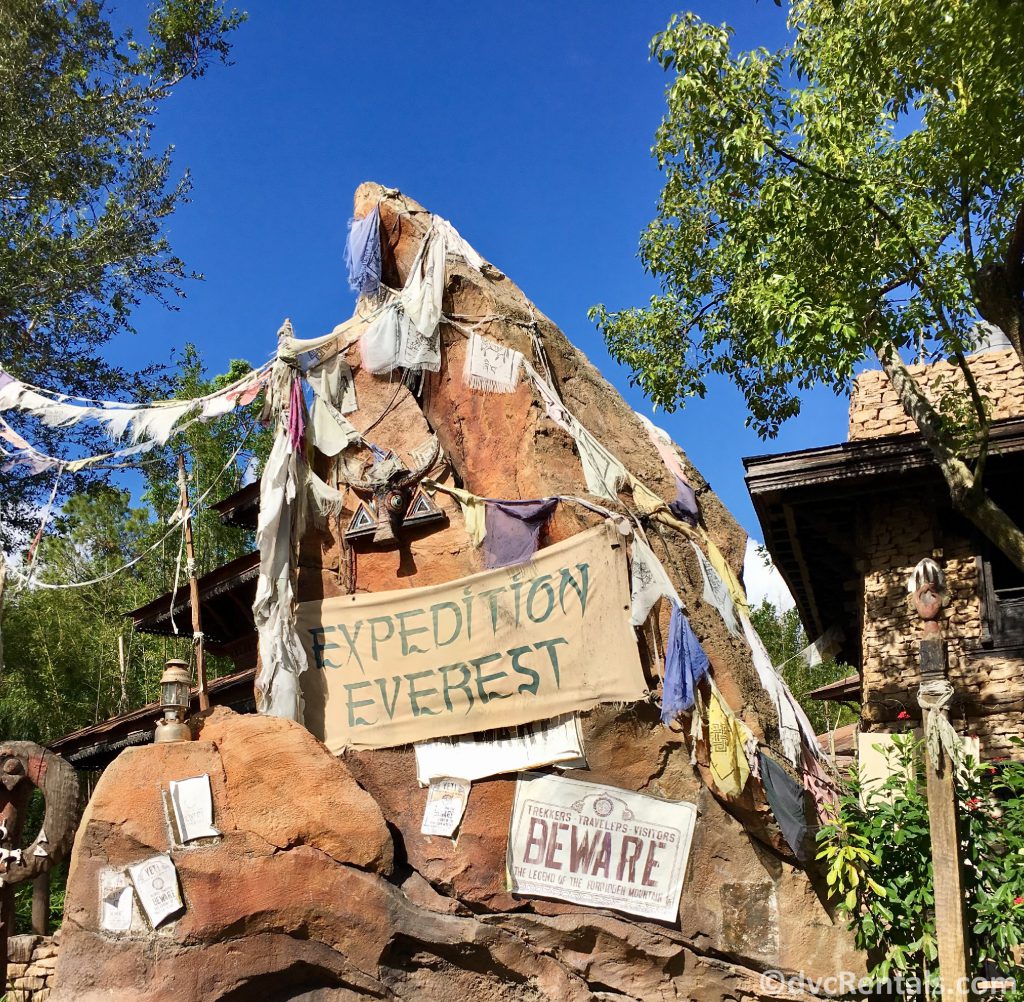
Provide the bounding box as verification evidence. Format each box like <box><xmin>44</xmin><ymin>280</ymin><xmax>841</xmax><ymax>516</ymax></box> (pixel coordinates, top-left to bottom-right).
<box><xmin>52</xmin><ymin>184</ymin><xmax>863</xmax><ymax>1000</ymax></box>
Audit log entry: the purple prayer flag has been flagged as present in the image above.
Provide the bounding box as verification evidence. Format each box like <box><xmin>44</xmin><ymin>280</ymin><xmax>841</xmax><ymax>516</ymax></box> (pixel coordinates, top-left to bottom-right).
<box><xmin>345</xmin><ymin>205</ymin><xmax>382</xmax><ymax>297</ymax></box>
<box><xmin>483</xmin><ymin>498</ymin><xmax>558</xmax><ymax>569</ymax></box>
<box><xmin>669</xmin><ymin>476</ymin><xmax>699</xmax><ymax>526</ymax></box>
<box><xmin>661</xmin><ymin>603</ymin><xmax>710</xmax><ymax>723</ymax></box>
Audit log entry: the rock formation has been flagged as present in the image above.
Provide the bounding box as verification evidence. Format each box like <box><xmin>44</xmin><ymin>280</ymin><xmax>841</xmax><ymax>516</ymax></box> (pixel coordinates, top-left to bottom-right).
<box><xmin>52</xmin><ymin>184</ymin><xmax>863</xmax><ymax>1000</ymax></box>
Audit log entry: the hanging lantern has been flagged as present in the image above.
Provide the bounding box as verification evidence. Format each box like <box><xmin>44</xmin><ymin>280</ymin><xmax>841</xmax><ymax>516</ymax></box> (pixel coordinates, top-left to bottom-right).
<box><xmin>154</xmin><ymin>660</ymin><xmax>193</xmax><ymax>744</ymax></box>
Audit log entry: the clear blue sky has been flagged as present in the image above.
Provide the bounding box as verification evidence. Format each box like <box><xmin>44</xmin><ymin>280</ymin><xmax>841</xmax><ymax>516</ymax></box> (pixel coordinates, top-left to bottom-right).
<box><xmin>113</xmin><ymin>0</ymin><xmax>851</xmax><ymax>538</ymax></box>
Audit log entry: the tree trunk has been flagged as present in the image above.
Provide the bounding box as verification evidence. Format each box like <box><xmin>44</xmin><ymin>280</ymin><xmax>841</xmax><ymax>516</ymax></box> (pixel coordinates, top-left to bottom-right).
<box><xmin>877</xmin><ymin>343</ymin><xmax>1024</xmax><ymax>572</ymax></box>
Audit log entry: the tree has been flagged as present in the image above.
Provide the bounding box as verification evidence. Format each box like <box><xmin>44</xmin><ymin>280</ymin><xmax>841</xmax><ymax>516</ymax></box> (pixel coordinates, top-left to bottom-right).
<box><xmin>748</xmin><ymin>599</ymin><xmax>854</xmax><ymax>735</ymax></box>
<box><xmin>591</xmin><ymin>0</ymin><xmax>1024</xmax><ymax>569</ymax></box>
<box><xmin>0</xmin><ymin>0</ymin><xmax>244</xmax><ymax>539</ymax></box>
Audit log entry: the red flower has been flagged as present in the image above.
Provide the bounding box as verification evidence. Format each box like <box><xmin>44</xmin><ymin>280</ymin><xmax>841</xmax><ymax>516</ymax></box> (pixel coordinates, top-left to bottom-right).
<box><xmin>897</xmin><ymin>711</ymin><xmax>910</xmax><ymax>721</ymax></box>
<box><xmin>1015</xmin><ymin>897</ymin><xmax>1024</xmax><ymax>906</ymax></box>
<box><xmin>988</xmin><ymin>767</ymin><xmax>998</xmax><ymax>775</ymax></box>
<box><xmin>965</xmin><ymin>797</ymin><xmax>982</xmax><ymax>811</ymax></box>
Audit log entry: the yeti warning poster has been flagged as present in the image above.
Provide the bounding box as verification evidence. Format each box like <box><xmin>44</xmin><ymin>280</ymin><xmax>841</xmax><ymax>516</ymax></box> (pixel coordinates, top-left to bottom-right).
<box><xmin>506</xmin><ymin>773</ymin><xmax>697</xmax><ymax>922</ymax></box>
<box><xmin>298</xmin><ymin>522</ymin><xmax>646</xmax><ymax>752</ymax></box>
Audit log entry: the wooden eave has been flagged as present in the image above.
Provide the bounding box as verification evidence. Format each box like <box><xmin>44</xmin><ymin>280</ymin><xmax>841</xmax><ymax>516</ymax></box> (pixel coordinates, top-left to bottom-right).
<box><xmin>47</xmin><ymin>667</ymin><xmax>257</xmax><ymax>770</ymax></box>
<box><xmin>126</xmin><ymin>550</ymin><xmax>259</xmax><ymax>648</ymax></box>
<box><xmin>209</xmin><ymin>480</ymin><xmax>260</xmax><ymax>529</ymax></box>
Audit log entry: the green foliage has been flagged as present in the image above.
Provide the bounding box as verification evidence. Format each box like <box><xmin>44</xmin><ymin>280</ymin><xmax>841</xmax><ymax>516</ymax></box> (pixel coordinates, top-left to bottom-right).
<box><xmin>592</xmin><ymin>0</ymin><xmax>1024</xmax><ymax>438</ymax></box>
<box><xmin>0</xmin><ymin>350</ymin><xmax>268</xmax><ymax>746</ymax></box>
<box><xmin>748</xmin><ymin>599</ymin><xmax>855</xmax><ymax>734</ymax></box>
<box><xmin>818</xmin><ymin>735</ymin><xmax>1024</xmax><ymax>986</ymax></box>
<box><xmin>0</xmin><ymin>0</ymin><xmax>244</xmax><ymax>540</ymax></box>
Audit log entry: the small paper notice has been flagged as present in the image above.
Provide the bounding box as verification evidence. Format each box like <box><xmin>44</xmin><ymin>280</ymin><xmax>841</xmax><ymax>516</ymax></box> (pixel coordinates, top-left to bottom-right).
<box><xmin>99</xmin><ymin>870</ymin><xmax>134</xmax><ymax>933</ymax></box>
<box><xmin>169</xmin><ymin>774</ymin><xmax>219</xmax><ymax>843</ymax></box>
<box><xmin>128</xmin><ymin>854</ymin><xmax>184</xmax><ymax>929</ymax></box>
<box><xmin>420</xmin><ymin>777</ymin><xmax>471</xmax><ymax>837</ymax></box>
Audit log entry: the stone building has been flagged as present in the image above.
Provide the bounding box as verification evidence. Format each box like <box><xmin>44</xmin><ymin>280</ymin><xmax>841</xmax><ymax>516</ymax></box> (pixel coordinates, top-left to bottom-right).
<box><xmin>745</xmin><ymin>346</ymin><xmax>1024</xmax><ymax>759</ymax></box>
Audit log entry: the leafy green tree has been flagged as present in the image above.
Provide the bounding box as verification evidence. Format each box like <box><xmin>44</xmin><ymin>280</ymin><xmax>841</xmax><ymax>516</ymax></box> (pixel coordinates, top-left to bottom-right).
<box><xmin>0</xmin><ymin>0</ymin><xmax>244</xmax><ymax>540</ymax></box>
<box><xmin>592</xmin><ymin>0</ymin><xmax>1024</xmax><ymax>569</ymax></box>
<box><xmin>0</xmin><ymin>350</ymin><xmax>267</xmax><ymax>745</ymax></box>
<box><xmin>749</xmin><ymin>599</ymin><xmax>855</xmax><ymax>734</ymax></box>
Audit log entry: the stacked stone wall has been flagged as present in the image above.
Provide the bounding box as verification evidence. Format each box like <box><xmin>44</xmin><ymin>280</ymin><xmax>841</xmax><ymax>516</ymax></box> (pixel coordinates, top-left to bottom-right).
<box><xmin>6</xmin><ymin>932</ymin><xmax>59</xmax><ymax>1001</ymax></box>
<box><xmin>856</xmin><ymin>495</ymin><xmax>1024</xmax><ymax>758</ymax></box>
<box><xmin>848</xmin><ymin>349</ymin><xmax>1024</xmax><ymax>440</ymax></box>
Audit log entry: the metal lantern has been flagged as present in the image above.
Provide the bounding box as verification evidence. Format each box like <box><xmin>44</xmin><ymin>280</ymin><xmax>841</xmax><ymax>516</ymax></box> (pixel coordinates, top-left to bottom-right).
<box><xmin>154</xmin><ymin>660</ymin><xmax>193</xmax><ymax>744</ymax></box>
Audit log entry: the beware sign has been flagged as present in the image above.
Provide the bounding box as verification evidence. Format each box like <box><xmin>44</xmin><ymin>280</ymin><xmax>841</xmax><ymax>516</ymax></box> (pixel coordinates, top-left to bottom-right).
<box><xmin>506</xmin><ymin>773</ymin><xmax>696</xmax><ymax>922</ymax></box>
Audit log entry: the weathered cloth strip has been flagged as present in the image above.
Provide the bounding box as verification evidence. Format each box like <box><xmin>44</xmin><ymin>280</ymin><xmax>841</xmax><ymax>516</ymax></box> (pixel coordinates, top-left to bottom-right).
<box><xmin>662</xmin><ymin>603</ymin><xmax>710</xmax><ymax>722</ymax></box>
<box><xmin>345</xmin><ymin>204</ymin><xmax>382</xmax><ymax>297</ymax></box>
<box><xmin>758</xmin><ymin>752</ymin><xmax>812</xmax><ymax>862</ymax></box>
<box><xmin>483</xmin><ymin>498</ymin><xmax>558</xmax><ymax>569</ymax></box>
<box><xmin>401</xmin><ymin>220</ymin><xmax>447</xmax><ymax>339</ymax></box>
<box><xmin>464</xmin><ymin>333</ymin><xmax>523</xmax><ymax>393</ymax></box>
<box><xmin>629</xmin><ymin>535</ymin><xmax>681</xmax><ymax>626</ymax></box>
<box><xmin>708</xmin><ymin>683</ymin><xmax>752</xmax><ymax>798</ymax></box>
<box><xmin>690</xmin><ymin>541</ymin><xmax>743</xmax><ymax>639</ymax></box>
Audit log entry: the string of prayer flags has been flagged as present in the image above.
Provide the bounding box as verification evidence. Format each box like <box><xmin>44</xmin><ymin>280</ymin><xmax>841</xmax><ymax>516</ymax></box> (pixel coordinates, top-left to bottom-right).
<box><xmin>662</xmin><ymin>603</ymin><xmax>710</xmax><ymax>722</ymax></box>
<box><xmin>346</xmin><ymin>204</ymin><xmax>382</xmax><ymax>297</ymax></box>
<box><xmin>483</xmin><ymin>498</ymin><xmax>558</xmax><ymax>569</ymax></box>
<box><xmin>758</xmin><ymin>753</ymin><xmax>813</xmax><ymax>862</ymax></box>
<box><xmin>464</xmin><ymin>333</ymin><xmax>523</xmax><ymax>393</ymax></box>
<box><xmin>707</xmin><ymin>685</ymin><xmax>752</xmax><ymax>798</ymax></box>
<box><xmin>428</xmin><ymin>482</ymin><xmax>486</xmax><ymax>547</ymax></box>
<box><xmin>629</xmin><ymin>536</ymin><xmax>681</xmax><ymax>626</ymax></box>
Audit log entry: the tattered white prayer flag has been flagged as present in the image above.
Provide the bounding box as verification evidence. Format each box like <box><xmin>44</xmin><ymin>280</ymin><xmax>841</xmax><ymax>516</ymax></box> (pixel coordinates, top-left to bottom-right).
<box><xmin>401</xmin><ymin>220</ymin><xmax>447</xmax><ymax>339</ymax></box>
<box><xmin>309</xmin><ymin>394</ymin><xmax>361</xmax><ymax>457</ymax></box>
<box><xmin>690</xmin><ymin>541</ymin><xmax>743</xmax><ymax>638</ymax></box>
<box><xmin>361</xmin><ymin>303</ymin><xmax>440</xmax><ymax>375</ymax></box>
<box><xmin>629</xmin><ymin>536</ymin><xmax>681</xmax><ymax>626</ymax></box>
<box><xmin>464</xmin><ymin>333</ymin><xmax>523</xmax><ymax>393</ymax></box>
<box><xmin>420</xmin><ymin>777</ymin><xmax>471</xmax><ymax>837</ymax></box>
<box><xmin>799</xmin><ymin>625</ymin><xmax>843</xmax><ymax>667</ymax></box>
<box><xmin>436</xmin><ymin>216</ymin><xmax>487</xmax><ymax>271</ymax></box>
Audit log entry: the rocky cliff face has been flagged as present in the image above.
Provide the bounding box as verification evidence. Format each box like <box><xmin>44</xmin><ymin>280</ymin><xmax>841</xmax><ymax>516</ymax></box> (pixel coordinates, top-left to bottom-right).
<box><xmin>52</xmin><ymin>184</ymin><xmax>862</xmax><ymax>1000</ymax></box>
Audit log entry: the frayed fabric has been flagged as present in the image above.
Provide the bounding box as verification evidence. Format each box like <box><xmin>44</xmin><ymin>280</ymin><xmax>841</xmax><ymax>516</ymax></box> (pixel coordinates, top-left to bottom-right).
<box><xmin>661</xmin><ymin>603</ymin><xmax>710</xmax><ymax>722</ymax></box>
<box><xmin>345</xmin><ymin>204</ymin><xmax>382</xmax><ymax>297</ymax></box>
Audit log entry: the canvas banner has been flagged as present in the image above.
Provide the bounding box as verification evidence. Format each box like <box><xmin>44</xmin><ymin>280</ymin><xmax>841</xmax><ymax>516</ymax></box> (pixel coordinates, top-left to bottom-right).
<box><xmin>299</xmin><ymin>522</ymin><xmax>646</xmax><ymax>752</ymax></box>
<box><xmin>506</xmin><ymin>773</ymin><xmax>697</xmax><ymax>922</ymax></box>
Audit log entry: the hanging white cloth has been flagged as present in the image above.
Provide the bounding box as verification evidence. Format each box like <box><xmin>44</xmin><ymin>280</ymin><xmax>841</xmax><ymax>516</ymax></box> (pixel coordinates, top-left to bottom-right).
<box><xmin>401</xmin><ymin>219</ymin><xmax>447</xmax><ymax>339</ymax></box>
<box><xmin>629</xmin><ymin>536</ymin><xmax>681</xmax><ymax>626</ymax></box>
<box><xmin>307</xmin><ymin>353</ymin><xmax>357</xmax><ymax>415</ymax></box>
<box><xmin>435</xmin><ymin>216</ymin><xmax>486</xmax><ymax>271</ymax></box>
<box><xmin>464</xmin><ymin>333</ymin><xmax>523</xmax><ymax>393</ymax></box>
<box><xmin>308</xmin><ymin>394</ymin><xmax>361</xmax><ymax>457</ymax></box>
<box><xmin>253</xmin><ymin>429</ymin><xmax>308</xmax><ymax>721</ymax></box>
<box><xmin>739</xmin><ymin>609</ymin><xmax>820</xmax><ymax>766</ymax></box>
<box><xmin>361</xmin><ymin>303</ymin><xmax>440</xmax><ymax>375</ymax></box>
<box><xmin>690</xmin><ymin>541</ymin><xmax>743</xmax><ymax>639</ymax></box>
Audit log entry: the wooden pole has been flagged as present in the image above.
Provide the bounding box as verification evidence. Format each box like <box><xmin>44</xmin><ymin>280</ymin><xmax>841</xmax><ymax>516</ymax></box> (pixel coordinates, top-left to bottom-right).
<box><xmin>176</xmin><ymin>454</ymin><xmax>209</xmax><ymax>712</ymax></box>
<box><xmin>912</xmin><ymin>558</ymin><xmax>971</xmax><ymax>1002</ymax></box>
<box><xmin>31</xmin><ymin>871</ymin><xmax>48</xmax><ymax>936</ymax></box>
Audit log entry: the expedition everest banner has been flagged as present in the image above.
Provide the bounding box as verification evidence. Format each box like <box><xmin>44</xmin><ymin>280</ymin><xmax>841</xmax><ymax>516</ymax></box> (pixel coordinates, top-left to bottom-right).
<box><xmin>298</xmin><ymin>522</ymin><xmax>646</xmax><ymax>752</ymax></box>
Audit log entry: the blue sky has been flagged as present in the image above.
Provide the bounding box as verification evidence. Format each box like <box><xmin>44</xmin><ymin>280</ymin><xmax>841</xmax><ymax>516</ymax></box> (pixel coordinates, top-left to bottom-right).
<box><xmin>113</xmin><ymin>0</ymin><xmax>851</xmax><ymax>538</ymax></box>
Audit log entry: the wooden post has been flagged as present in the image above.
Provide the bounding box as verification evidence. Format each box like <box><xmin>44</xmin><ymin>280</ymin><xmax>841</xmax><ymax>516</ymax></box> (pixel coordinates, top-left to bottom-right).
<box><xmin>176</xmin><ymin>453</ymin><xmax>209</xmax><ymax>712</ymax></box>
<box><xmin>31</xmin><ymin>871</ymin><xmax>48</xmax><ymax>936</ymax></box>
<box><xmin>0</xmin><ymin>780</ymin><xmax>29</xmax><ymax>991</ymax></box>
<box><xmin>912</xmin><ymin>560</ymin><xmax>970</xmax><ymax>1002</ymax></box>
